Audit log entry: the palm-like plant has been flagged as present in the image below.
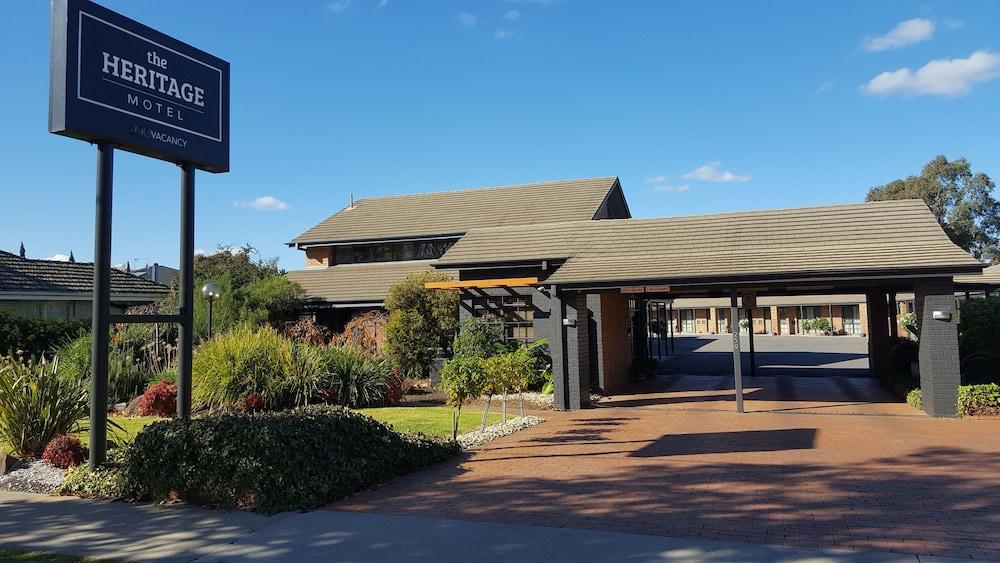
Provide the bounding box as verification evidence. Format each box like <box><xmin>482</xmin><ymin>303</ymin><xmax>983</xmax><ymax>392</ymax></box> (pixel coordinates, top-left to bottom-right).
<box><xmin>0</xmin><ymin>356</ymin><xmax>89</xmax><ymax>457</ymax></box>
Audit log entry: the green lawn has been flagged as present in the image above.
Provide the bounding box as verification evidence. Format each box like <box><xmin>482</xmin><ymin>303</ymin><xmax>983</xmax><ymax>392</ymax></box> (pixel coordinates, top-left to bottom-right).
<box><xmin>74</xmin><ymin>416</ymin><xmax>163</xmax><ymax>449</ymax></box>
<box><xmin>2</xmin><ymin>406</ymin><xmax>497</xmax><ymax>454</ymax></box>
<box><xmin>357</xmin><ymin>406</ymin><xmax>501</xmax><ymax>437</ymax></box>
<box><xmin>0</xmin><ymin>550</ymin><xmax>114</xmax><ymax>562</ymax></box>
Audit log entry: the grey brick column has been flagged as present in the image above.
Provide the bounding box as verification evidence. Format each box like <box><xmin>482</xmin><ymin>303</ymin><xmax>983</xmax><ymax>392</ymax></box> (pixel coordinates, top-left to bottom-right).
<box><xmin>550</xmin><ymin>290</ymin><xmax>591</xmax><ymax>410</ymax></box>
<box><xmin>865</xmin><ymin>289</ymin><xmax>890</xmax><ymax>378</ymax></box>
<box><xmin>586</xmin><ymin>293</ymin><xmax>605</xmax><ymax>391</ymax></box>
<box><xmin>914</xmin><ymin>278</ymin><xmax>960</xmax><ymax>417</ymax></box>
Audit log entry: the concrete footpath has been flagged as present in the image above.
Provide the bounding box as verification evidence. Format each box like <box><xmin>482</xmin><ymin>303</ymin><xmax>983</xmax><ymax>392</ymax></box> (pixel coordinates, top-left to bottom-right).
<box><xmin>0</xmin><ymin>492</ymin><xmax>977</xmax><ymax>562</ymax></box>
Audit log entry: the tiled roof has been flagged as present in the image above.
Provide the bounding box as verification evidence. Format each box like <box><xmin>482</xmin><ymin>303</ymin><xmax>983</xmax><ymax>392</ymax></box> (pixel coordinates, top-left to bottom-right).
<box><xmin>955</xmin><ymin>264</ymin><xmax>1000</xmax><ymax>287</ymax></box>
<box><xmin>286</xmin><ymin>260</ymin><xmax>456</xmax><ymax>304</ymax></box>
<box><xmin>435</xmin><ymin>200</ymin><xmax>983</xmax><ymax>285</ymax></box>
<box><xmin>289</xmin><ymin>177</ymin><xmax>621</xmax><ymax>245</ymax></box>
<box><xmin>0</xmin><ymin>251</ymin><xmax>170</xmax><ymax>297</ymax></box>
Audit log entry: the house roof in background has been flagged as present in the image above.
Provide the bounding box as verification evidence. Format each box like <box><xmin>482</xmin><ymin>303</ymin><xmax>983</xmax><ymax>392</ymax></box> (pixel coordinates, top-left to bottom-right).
<box><xmin>286</xmin><ymin>260</ymin><xmax>455</xmax><ymax>305</ymax></box>
<box><xmin>289</xmin><ymin>177</ymin><xmax>622</xmax><ymax>246</ymax></box>
<box><xmin>0</xmin><ymin>250</ymin><xmax>170</xmax><ymax>297</ymax></box>
<box><xmin>435</xmin><ymin>200</ymin><xmax>983</xmax><ymax>286</ymax></box>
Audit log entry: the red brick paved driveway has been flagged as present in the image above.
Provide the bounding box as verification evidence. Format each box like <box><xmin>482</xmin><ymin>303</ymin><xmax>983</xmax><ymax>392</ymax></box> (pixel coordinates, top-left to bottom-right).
<box><xmin>336</xmin><ymin>406</ymin><xmax>1000</xmax><ymax>559</ymax></box>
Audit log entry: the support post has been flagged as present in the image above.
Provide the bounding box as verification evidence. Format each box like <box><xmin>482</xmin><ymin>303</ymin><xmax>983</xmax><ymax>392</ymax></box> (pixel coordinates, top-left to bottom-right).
<box><xmin>176</xmin><ymin>163</ymin><xmax>196</xmax><ymax>419</ymax></box>
<box><xmin>865</xmin><ymin>289</ymin><xmax>891</xmax><ymax>379</ymax></box>
<box><xmin>730</xmin><ymin>290</ymin><xmax>744</xmax><ymax>413</ymax></box>
<box><xmin>88</xmin><ymin>143</ymin><xmax>113</xmax><ymax>470</ymax></box>
<box><xmin>747</xmin><ymin>307</ymin><xmax>756</xmax><ymax>378</ymax></box>
<box><xmin>668</xmin><ymin>301</ymin><xmax>675</xmax><ymax>355</ymax></box>
<box><xmin>888</xmin><ymin>291</ymin><xmax>898</xmax><ymax>339</ymax></box>
<box><xmin>915</xmin><ymin>278</ymin><xmax>961</xmax><ymax>417</ymax></box>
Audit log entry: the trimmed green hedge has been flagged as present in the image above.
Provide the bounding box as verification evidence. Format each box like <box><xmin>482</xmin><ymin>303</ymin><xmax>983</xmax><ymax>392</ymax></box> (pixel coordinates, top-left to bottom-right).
<box><xmin>118</xmin><ymin>405</ymin><xmax>459</xmax><ymax>513</ymax></box>
<box><xmin>957</xmin><ymin>383</ymin><xmax>1000</xmax><ymax>417</ymax></box>
<box><xmin>0</xmin><ymin>312</ymin><xmax>87</xmax><ymax>359</ymax></box>
<box><xmin>904</xmin><ymin>384</ymin><xmax>1000</xmax><ymax>417</ymax></box>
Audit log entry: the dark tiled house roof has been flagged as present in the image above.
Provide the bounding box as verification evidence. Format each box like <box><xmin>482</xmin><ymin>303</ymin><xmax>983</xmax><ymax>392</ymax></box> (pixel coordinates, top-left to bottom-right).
<box><xmin>0</xmin><ymin>251</ymin><xmax>170</xmax><ymax>297</ymax></box>
<box><xmin>436</xmin><ymin>200</ymin><xmax>982</xmax><ymax>285</ymax></box>
<box><xmin>289</xmin><ymin>176</ymin><xmax>624</xmax><ymax>246</ymax></box>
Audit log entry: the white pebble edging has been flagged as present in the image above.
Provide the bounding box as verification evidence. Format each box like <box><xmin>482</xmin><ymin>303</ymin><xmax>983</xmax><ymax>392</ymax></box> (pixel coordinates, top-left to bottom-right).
<box><xmin>0</xmin><ymin>460</ymin><xmax>65</xmax><ymax>494</ymax></box>
<box><xmin>457</xmin><ymin>416</ymin><xmax>543</xmax><ymax>449</ymax></box>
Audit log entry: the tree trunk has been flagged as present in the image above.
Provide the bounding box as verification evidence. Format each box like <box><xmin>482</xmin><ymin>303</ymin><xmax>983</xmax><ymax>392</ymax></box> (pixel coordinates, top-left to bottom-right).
<box><xmin>519</xmin><ymin>392</ymin><xmax>525</xmax><ymax>418</ymax></box>
<box><xmin>452</xmin><ymin>403</ymin><xmax>461</xmax><ymax>441</ymax></box>
<box><xmin>502</xmin><ymin>391</ymin><xmax>508</xmax><ymax>423</ymax></box>
<box><xmin>481</xmin><ymin>394</ymin><xmax>492</xmax><ymax>431</ymax></box>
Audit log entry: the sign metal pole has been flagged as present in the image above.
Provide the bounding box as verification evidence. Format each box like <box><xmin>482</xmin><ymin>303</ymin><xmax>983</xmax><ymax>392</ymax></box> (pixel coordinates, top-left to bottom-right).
<box><xmin>88</xmin><ymin>142</ymin><xmax>113</xmax><ymax>470</ymax></box>
<box><xmin>730</xmin><ymin>290</ymin><xmax>744</xmax><ymax>414</ymax></box>
<box><xmin>177</xmin><ymin>163</ymin><xmax>195</xmax><ymax>419</ymax></box>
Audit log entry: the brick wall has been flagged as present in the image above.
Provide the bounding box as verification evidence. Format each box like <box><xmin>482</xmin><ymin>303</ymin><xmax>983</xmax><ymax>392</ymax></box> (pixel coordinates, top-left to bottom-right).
<box><xmin>599</xmin><ymin>292</ymin><xmax>633</xmax><ymax>393</ymax></box>
<box><xmin>915</xmin><ymin>278</ymin><xmax>960</xmax><ymax>417</ymax></box>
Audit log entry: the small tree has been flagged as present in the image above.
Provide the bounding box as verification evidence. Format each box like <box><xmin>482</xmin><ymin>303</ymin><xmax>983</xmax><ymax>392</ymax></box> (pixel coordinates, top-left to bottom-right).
<box><xmin>452</xmin><ymin>315</ymin><xmax>505</xmax><ymax>430</ymax></box>
<box><xmin>439</xmin><ymin>355</ymin><xmax>485</xmax><ymax>440</ymax></box>
<box><xmin>384</xmin><ymin>272</ymin><xmax>459</xmax><ymax>377</ymax></box>
<box><xmin>811</xmin><ymin>317</ymin><xmax>831</xmax><ymax>335</ymax></box>
<box><xmin>483</xmin><ymin>349</ymin><xmax>536</xmax><ymax>423</ymax></box>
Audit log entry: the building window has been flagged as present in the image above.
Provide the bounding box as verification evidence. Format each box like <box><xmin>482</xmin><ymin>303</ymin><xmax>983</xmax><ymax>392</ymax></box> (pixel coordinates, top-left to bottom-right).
<box><xmin>679</xmin><ymin>309</ymin><xmax>695</xmax><ymax>333</ymax></box>
<box><xmin>471</xmin><ymin>295</ymin><xmax>534</xmax><ymax>342</ymax></box>
<box><xmin>842</xmin><ymin>305</ymin><xmax>861</xmax><ymax>335</ymax></box>
<box><xmin>353</xmin><ymin>240</ymin><xmax>454</xmax><ymax>263</ymax></box>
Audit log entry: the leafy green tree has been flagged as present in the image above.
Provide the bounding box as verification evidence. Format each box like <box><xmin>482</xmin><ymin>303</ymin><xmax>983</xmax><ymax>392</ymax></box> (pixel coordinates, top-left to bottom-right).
<box><xmin>384</xmin><ymin>272</ymin><xmax>459</xmax><ymax>376</ymax></box>
<box><xmin>233</xmin><ymin>276</ymin><xmax>305</xmax><ymax>325</ymax></box>
<box><xmin>867</xmin><ymin>156</ymin><xmax>1000</xmax><ymax>262</ymax></box>
<box><xmin>190</xmin><ymin>244</ymin><xmax>282</xmax><ymax>290</ymax></box>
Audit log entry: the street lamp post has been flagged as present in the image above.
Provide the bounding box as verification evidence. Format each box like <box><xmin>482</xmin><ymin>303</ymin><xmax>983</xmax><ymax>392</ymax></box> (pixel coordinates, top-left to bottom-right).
<box><xmin>201</xmin><ymin>282</ymin><xmax>222</xmax><ymax>337</ymax></box>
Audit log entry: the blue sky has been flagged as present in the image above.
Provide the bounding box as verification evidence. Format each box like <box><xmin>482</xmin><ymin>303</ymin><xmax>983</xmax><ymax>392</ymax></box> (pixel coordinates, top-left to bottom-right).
<box><xmin>2</xmin><ymin>1</ymin><xmax>999</xmax><ymax>271</ymax></box>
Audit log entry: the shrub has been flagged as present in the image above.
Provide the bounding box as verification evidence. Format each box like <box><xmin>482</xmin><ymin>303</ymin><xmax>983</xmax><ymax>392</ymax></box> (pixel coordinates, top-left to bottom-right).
<box><xmin>120</xmin><ymin>406</ymin><xmax>460</xmax><ymax>513</ymax></box>
<box><xmin>384</xmin><ymin>272</ymin><xmax>459</xmax><ymax>376</ymax></box>
<box><xmin>0</xmin><ymin>356</ymin><xmax>89</xmax><ymax>457</ymax></box>
<box><xmin>192</xmin><ymin>324</ymin><xmax>292</xmax><ymax>411</ymax></box>
<box><xmin>42</xmin><ymin>434</ymin><xmax>87</xmax><ymax>468</ymax></box>
<box><xmin>0</xmin><ymin>311</ymin><xmax>88</xmax><ymax>359</ymax></box>
<box><xmin>333</xmin><ymin>311</ymin><xmax>386</xmax><ymax>355</ymax></box>
<box><xmin>57</xmin><ymin>448</ymin><xmax>127</xmax><ymax>499</ymax></box>
<box><xmin>317</xmin><ymin>344</ymin><xmax>391</xmax><ymax>407</ymax></box>
<box><xmin>138</xmin><ymin>380</ymin><xmax>177</xmax><ymax>417</ymax></box>
<box><xmin>906</xmin><ymin>388</ymin><xmax>922</xmax><ymax>410</ymax></box>
<box><xmin>453</xmin><ymin>315</ymin><xmax>505</xmax><ymax>360</ymax></box>
<box><xmin>959</xmin><ymin>297</ymin><xmax>1000</xmax><ymax>384</ymax></box>
<box><xmin>384</xmin><ymin>367</ymin><xmax>405</xmax><ymax>405</ymax></box>
<box><xmin>957</xmin><ymin>383</ymin><xmax>1000</xmax><ymax>417</ymax></box>
<box><xmin>282</xmin><ymin>317</ymin><xmax>331</xmax><ymax>345</ymax></box>
<box><xmin>55</xmin><ymin>334</ymin><xmax>161</xmax><ymax>407</ymax></box>
<box><xmin>483</xmin><ymin>349</ymin><xmax>537</xmax><ymax>420</ymax></box>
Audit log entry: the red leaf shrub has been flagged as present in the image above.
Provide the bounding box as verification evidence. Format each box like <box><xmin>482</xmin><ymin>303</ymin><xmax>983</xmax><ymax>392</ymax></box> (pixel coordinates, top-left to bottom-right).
<box><xmin>42</xmin><ymin>434</ymin><xmax>86</xmax><ymax>469</ymax></box>
<box><xmin>384</xmin><ymin>368</ymin><xmax>404</xmax><ymax>405</ymax></box>
<box><xmin>243</xmin><ymin>393</ymin><xmax>265</xmax><ymax>412</ymax></box>
<box><xmin>138</xmin><ymin>380</ymin><xmax>177</xmax><ymax>417</ymax></box>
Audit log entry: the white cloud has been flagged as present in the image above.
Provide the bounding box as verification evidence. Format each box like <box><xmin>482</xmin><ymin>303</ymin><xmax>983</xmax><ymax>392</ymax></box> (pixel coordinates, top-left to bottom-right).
<box><xmin>861</xmin><ymin>50</ymin><xmax>1000</xmax><ymax>97</ymax></box>
<box><xmin>324</xmin><ymin>0</ymin><xmax>350</xmax><ymax>13</ymax></box>
<box><xmin>682</xmin><ymin>162</ymin><xmax>751</xmax><ymax>183</ymax></box>
<box><xmin>643</xmin><ymin>175</ymin><xmax>667</xmax><ymax>184</ymax></box>
<box><xmin>45</xmin><ymin>253</ymin><xmax>71</xmax><ymax>262</ymax></box>
<box><xmin>503</xmin><ymin>10</ymin><xmax>520</xmax><ymax>20</ymax></box>
<box><xmin>456</xmin><ymin>12</ymin><xmax>477</xmax><ymax>28</ymax></box>
<box><xmin>864</xmin><ymin>18</ymin><xmax>934</xmax><ymax>52</ymax></box>
<box><xmin>494</xmin><ymin>29</ymin><xmax>514</xmax><ymax>39</ymax></box>
<box><xmin>235</xmin><ymin>195</ymin><xmax>290</xmax><ymax>211</ymax></box>
<box><xmin>652</xmin><ymin>184</ymin><xmax>691</xmax><ymax>193</ymax></box>
<box><xmin>815</xmin><ymin>80</ymin><xmax>834</xmax><ymax>95</ymax></box>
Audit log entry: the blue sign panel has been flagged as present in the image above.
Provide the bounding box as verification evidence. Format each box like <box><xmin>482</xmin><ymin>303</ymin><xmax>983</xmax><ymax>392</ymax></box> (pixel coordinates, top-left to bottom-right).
<box><xmin>50</xmin><ymin>0</ymin><xmax>230</xmax><ymax>173</ymax></box>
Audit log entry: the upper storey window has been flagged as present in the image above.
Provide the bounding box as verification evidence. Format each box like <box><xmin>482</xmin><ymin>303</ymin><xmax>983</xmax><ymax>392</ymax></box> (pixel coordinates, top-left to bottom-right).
<box><xmin>352</xmin><ymin>239</ymin><xmax>454</xmax><ymax>263</ymax></box>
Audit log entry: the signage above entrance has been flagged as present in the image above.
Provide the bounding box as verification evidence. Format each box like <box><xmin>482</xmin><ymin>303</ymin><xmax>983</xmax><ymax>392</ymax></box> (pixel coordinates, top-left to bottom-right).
<box><xmin>49</xmin><ymin>0</ymin><xmax>230</xmax><ymax>172</ymax></box>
